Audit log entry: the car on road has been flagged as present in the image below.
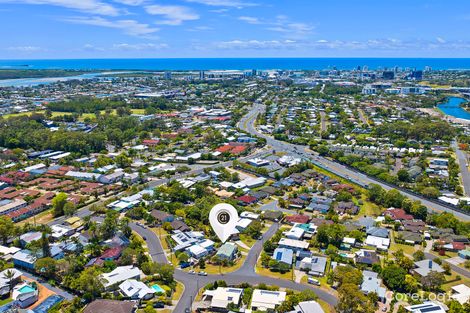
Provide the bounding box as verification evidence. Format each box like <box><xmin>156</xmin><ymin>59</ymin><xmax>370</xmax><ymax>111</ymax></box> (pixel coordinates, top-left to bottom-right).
<box><xmin>188</xmin><ymin>270</ymin><xmax>196</xmax><ymax>274</ymax></box>
<box><xmin>185</xmin><ymin>309</ymin><xmax>190</xmax><ymax>313</ymax></box>
<box><xmin>198</xmin><ymin>271</ymin><xmax>207</xmax><ymax>276</ymax></box>
<box><xmin>307</xmin><ymin>277</ymin><xmax>320</xmax><ymax>286</ymax></box>
<box><xmin>142</xmin><ymin>236</ymin><xmax>147</xmax><ymax>240</ymax></box>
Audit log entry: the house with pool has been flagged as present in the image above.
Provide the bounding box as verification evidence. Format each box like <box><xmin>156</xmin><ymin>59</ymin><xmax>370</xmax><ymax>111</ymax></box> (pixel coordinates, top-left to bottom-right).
<box><xmin>12</xmin><ymin>282</ymin><xmax>38</xmax><ymax>308</ymax></box>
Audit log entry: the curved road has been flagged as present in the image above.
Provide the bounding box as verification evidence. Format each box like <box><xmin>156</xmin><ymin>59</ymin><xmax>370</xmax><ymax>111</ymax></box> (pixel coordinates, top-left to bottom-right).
<box><xmin>238</xmin><ymin>103</ymin><xmax>470</xmax><ymax>222</ymax></box>
<box><xmin>130</xmin><ymin>222</ymin><xmax>338</xmax><ymax>313</ymax></box>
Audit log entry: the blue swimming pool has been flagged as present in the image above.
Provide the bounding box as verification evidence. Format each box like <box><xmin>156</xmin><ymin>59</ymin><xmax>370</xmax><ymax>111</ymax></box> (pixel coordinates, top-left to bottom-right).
<box><xmin>151</xmin><ymin>284</ymin><xmax>165</xmax><ymax>293</ymax></box>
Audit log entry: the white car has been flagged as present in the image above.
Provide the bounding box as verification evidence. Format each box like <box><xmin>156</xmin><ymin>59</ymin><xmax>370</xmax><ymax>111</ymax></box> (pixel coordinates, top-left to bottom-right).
<box><xmin>307</xmin><ymin>277</ymin><xmax>320</xmax><ymax>286</ymax></box>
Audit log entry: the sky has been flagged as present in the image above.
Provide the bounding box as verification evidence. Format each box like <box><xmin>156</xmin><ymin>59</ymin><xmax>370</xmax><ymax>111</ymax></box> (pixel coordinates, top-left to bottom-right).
<box><xmin>0</xmin><ymin>0</ymin><xmax>470</xmax><ymax>59</ymax></box>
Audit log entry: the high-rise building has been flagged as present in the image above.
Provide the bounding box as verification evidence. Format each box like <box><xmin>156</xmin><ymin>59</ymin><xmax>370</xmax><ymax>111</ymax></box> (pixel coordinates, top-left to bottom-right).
<box><xmin>199</xmin><ymin>70</ymin><xmax>205</xmax><ymax>80</ymax></box>
<box><xmin>382</xmin><ymin>71</ymin><xmax>395</xmax><ymax>80</ymax></box>
<box><xmin>164</xmin><ymin>71</ymin><xmax>172</xmax><ymax>80</ymax></box>
<box><xmin>410</xmin><ymin>70</ymin><xmax>423</xmax><ymax>80</ymax></box>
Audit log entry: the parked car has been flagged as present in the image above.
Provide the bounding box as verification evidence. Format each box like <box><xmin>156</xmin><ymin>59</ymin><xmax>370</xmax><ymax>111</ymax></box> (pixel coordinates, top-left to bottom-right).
<box><xmin>308</xmin><ymin>277</ymin><xmax>320</xmax><ymax>286</ymax></box>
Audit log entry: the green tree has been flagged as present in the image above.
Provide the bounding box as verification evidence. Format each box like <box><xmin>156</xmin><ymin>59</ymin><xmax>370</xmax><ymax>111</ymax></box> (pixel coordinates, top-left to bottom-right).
<box><xmin>336</xmin><ymin>283</ymin><xmax>375</xmax><ymax>313</ymax></box>
<box><xmin>178</xmin><ymin>252</ymin><xmax>189</xmax><ymax>264</ymax></box>
<box><xmin>413</xmin><ymin>250</ymin><xmax>425</xmax><ymax>261</ymax></box>
<box><xmin>52</xmin><ymin>192</ymin><xmax>68</xmax><ymax>217</ymax></box>
<box><xmin>35</xmin><ymin>257</ymin><xmax>57</xmax><ymax>279</ymax></box>
<box><xmin>381</xmin><ymin>265</ymin><xmax>407</xmax><ymax>292</ymax></box>
<box><xmin>421</xmin><ymin>270</ymin><xmax>445</xmax><ymax>291</ymax></box>
<box><xmin>0</xmin><ymin>216</ymin><xmax>15</xmax><ymax>245</ymax></box>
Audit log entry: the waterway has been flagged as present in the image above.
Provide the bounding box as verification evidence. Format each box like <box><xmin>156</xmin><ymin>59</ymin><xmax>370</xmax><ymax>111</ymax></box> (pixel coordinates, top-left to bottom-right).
<box><xmin>437</xmin><ymin>97</ymin><xmax>470</xmax><ymax>120</ymax></box>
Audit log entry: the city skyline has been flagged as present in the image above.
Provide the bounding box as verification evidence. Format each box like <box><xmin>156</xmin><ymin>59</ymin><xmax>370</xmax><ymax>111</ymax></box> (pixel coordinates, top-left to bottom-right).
<box><xmin>1</xmin><ymin>0</ymin><xmax>470</xmax><ymax>59</ymax></box>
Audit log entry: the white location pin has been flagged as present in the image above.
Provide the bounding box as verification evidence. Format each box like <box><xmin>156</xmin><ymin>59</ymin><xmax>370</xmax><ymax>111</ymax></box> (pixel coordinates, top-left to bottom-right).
<box><xmin>209</xmin><ymin>203</ymin><xmax>239</xmax><ymax>243</ymax></box>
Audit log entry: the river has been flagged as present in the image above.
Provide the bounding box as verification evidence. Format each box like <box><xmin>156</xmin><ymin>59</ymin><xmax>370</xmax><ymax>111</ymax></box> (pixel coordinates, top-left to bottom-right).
<box><xmin>437</xmin><ymin>97</ymin><xmax>470</xmax><ymax>120</ymax></box>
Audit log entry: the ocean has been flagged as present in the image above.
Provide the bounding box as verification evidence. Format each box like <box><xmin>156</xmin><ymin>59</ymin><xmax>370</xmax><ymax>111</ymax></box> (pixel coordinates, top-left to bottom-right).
<box><xmin>1</xmin><ymin>58</ymin><xmax>470</xmax><ymax>71</ymax></box>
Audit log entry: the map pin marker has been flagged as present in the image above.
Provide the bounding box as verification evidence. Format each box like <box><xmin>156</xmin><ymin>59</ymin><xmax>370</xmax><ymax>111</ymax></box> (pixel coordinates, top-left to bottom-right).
<box><xmin>210</xmin><ymin>203</ymin><xmax>239</xmax><ymax>243</ymax></box>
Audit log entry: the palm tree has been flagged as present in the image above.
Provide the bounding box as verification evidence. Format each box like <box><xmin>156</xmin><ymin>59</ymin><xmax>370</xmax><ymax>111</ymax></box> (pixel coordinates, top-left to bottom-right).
<box><xmin>3</xmin><ymin>269</ymin><xmax>16</xmax><ymax>295</ymax></box>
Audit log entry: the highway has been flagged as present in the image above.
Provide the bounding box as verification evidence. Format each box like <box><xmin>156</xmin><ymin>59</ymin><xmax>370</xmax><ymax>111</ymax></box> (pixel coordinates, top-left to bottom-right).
<box><xmin>238</xmin><ymin>103</ymin><xmax>470</xmax><ymax>222</ymax></box>
<box><xmin>453</xmin><ymin>141</ymin><xmax>470</xmax><ymax>197</ymax></box>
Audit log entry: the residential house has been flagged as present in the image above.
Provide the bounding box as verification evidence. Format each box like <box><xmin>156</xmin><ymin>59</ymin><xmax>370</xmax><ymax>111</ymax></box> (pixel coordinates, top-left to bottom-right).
<box><xmin>278</xmin><ymin>238</ymin><xmax>309</xmax><ymax>252</ymax></box>
<box><xmin>12</xmin><ymin>250</ymin><xmax>36</xmax><ymax>270</ymax></box>
<box><xmin>237</xmin><ymin>195</ymin><xmax>258</xmax><ymax>206</ymax></box>
<box><xmin>412</xmin><ymin>259</ymin><xmax>444</xmax><ymax>278</ymax></box>
<box><xmin>151</xmin><ymin>210</ymin><xmax>174</xmax><ymax>224</ymax></box>
<box><xmin>361</xmin><ymin>271</ymin><xmax>386</xmax><ymax>302</ymax></box>
<box><xmin>251</xmin><ymin>289</ymin><xmax>287</xmax><ymax>311</ymax></box>
<box><xmin>298</xmin><ymin>256</ymin><xmax>327</xmax><ymax>276</ymax></box>
<box><xmin>396</xmin><ymin>231</ymin><xmax>423</xmax><ymax>244</ymax></box>
<box><xmin>402</xmin><ymin>220</ymin><xmax>426</xmax><ymax>233</ymax></box>
<box><xmin>272</xmin><ymin>248</ymin><xmax>293</xmax><ymax>266</ymax></box>
<box><xmin>0</xmin><ymin>268</ymin><xmax>22</xmax><ymax>296</ymax></box>
<box><xmin>202</xmin><ymin>287</ymin><xmax>244</xmax><ymax>310</ymax></box>
<box><xmin>334</xmin><ymin>202</ymin><xmax>359</xmax><ymax>215</ymax></box>
<box><xmin>119</xmin><ymin>279</ymin><xmax>155</xmax><ymax>300</ymax></box>
<box><xmin>450</xmin><ymin>284</ymin><xmax>470</xmax><ymax>305</ymax></box>
<box><xmin>83</xmin><ymin>300</ymin><xmax>137</xmax><ymax>313</ymax></box>
<box><xmin>366</xmin><ymin>227</ymin><xmax>389</xmax><ymax>238</ymax></box>
<box><xmin>215</xmin><ymin>243</ymin><xmax>238</xmax><ymax>261</ymax></box>
<box><xmin>355</xmin><ymin>250</ymin><xmax>380</xmax><ymax>265</ymax></box>
<box><xmin>262</xmin><ymin>210</ymin><xmax>283</xmax><ymax>222</ymax></box>
<box><xmin>405</xmin><ymin>301</ymin><xmax>447</xmax><ymax>313</ymax></box>
<box><xmin>384</xmin><ymin>208</ymin><xmax>413</xmax><ymax>221</ymax></box>
<box><xmin>285</xmin><ymin>214</ymin><xmax>310</xmax><ymax>225</ymax></box>
<box><xmin>100</xmin><ymin>266</ymin><xmax>144</xmax><ymax>291</ymax></box>
<box><xmin>287</xmin><ymin>301</ymin><xmax>325</xmax><ymax>313</ymax></box>
<box><xmin>12</xmin><ymin>282</ymin><xmax>38</xmax><ymax>308</ymax></box>
<box><xmin>365</xmin><ymin>235</ymin><xmax>390</xmax><ymax>250</ymax></box>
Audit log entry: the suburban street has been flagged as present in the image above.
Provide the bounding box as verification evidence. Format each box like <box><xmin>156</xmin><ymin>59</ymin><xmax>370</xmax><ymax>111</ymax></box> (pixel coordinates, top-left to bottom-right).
<box><xmin>238</xmin><ymin>103</ymin><xmax>470</xmax><ymax>221</ymax></box>
<box><xmin>130</xmin><ymin>221</ymin><xmax>338</xmax><ymax>313</ymax></box>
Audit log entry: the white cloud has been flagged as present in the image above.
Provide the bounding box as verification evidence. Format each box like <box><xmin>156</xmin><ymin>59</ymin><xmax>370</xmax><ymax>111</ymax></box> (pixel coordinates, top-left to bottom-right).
<box><xmin>214</xmin><ymin>39</ymin><xmax>298</xmax><ymax>50</ymax></box>
<box><xmin>0</xmin><ymin>0</ymin><xmax>120</xmax><ymax>16</ymax></box>
<box><xmin>83</xmin><ymin>43</ymin><xmax>104</xmax><ymax>51</ymax></box>
<box><xmin>145</xmin><ymin>5</ymin><xmax>199</xmax><ymax>25</ymax></box>
<box><xmin>64</xmin><ymin>16</ymin><xmax>159</xmax><ymax>37</ymax></box>
<box><xmin>185</xmin><ymin>0</ymin><xmax>256</xmax><ymax>8</ymax></box>
<box><xmin>238</xmin><ymin>16</ymin><xmax>261</xmax><ymax>24</ymax></box>
<box><xmin>6</xmin><ymin>46</ymin><xmax>43</xmax><ymax>52</ymax></box>
<box><xmin>267</xmin><ymin>22</ymin><xmax>314</xmax><ymax>38</ymax></box>
<box><xmin>436</xmin><ymin>37</ymin><xmax>446</xmax><ymax>43</ymax></box>
<box><xmin>187</xmin><ymin>25</ymin><xmax>213</xmax><ymax>32</ymax></box>
<box><xmin>210</xmin><ymin>38</ymin><xmax>470</xmax><ymax>52</ymax></box>
<box><xmin>112</xmin><ymin>43</ymin><xmax>168</xmax><ymax>50</ymax></box>
<box><xmin>113</xmin><ymin>0</ymin><xmax>146</xmax><ymax>5</ymax></box>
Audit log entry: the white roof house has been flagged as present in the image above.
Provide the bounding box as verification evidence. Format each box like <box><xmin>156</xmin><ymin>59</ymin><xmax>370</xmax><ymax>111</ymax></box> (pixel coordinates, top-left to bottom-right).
<box><xmin>285</xmin><ymin>227</ymin><xmax>305</xmax><ymax>240</ymax></box>
<box><xmin>405</xmin><ymin>301</ymin><xmax>447</xmax><ymax>313</ymax></box>
<box><xmin>0</xmin><ymin>268</ymin><xmax>22</xmax><ymax>296</ymax></box>
<box><xmin>186</xmin><ymin>245</ymin><xmax>208</xmax><ymax>259</ymax></box>
<box><xmin>365</xmin><ymin>235</ymin><xmax>390</xmax><ymax>250</ymax></box>
<box><xmin>288</xmin><ymin>300</ymin><xmax>325</xmax><ymax>313</ymax></box>
<box><xmin>235</xmin><ymin>218</ymin><xmax>252</xmax><ymax>231</ymax></box>
<box><xmin>100</xmin><ymin>266</ymin><xmax>143</xmax><ymax>290</ymax></box>
<box><xmin>240</xmin><ymin>211</ymin><xmax>260</xmax><ymax>220</ymax></box>
<box><xmin>451</xmin><ymin>284</ymin><xmax>470</xmax><ymax>305</ymax></box>
<box><xmin>203</xmin><ymin>287</ymin><xmax>243</xmax><ymax>309</ymax></box>
<box><xmin>0</xmin><ymin>245</ymin><xmax>20</xmax><ymax>260</ymax></box>
<box><xmin>251</xmin><ymin>289</ymin><xmax>286</xmax><ymax>311</ymax></box>
<box><xmin>278</xmin><ymin>238</ymin><xmax>309</xmax><ymax>251</ymax></box>
<box><xmin>119</xmin><ymin>279</ymin><xmax>155</xmax><ymax>300</ymax></box>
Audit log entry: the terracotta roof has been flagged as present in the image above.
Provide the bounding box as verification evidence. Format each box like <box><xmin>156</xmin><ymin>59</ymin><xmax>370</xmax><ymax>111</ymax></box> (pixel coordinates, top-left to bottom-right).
<box><xmin>84</xmin><ymin>300</ymin><xmax>136</xmax><ymax>313</ymax></box>
<box><xmin>237</xmin><ymin>195</ymin><xmax>258</xmax><ymax>204</ymax></box>
<box><xmin>285</xmin><ymin>214</ymin><xmax>310</xmax><ymax>224</ymax></box>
